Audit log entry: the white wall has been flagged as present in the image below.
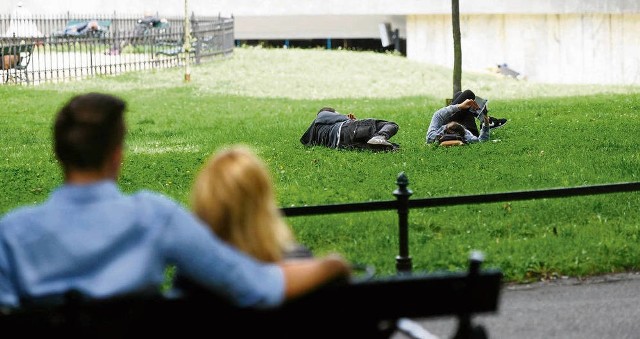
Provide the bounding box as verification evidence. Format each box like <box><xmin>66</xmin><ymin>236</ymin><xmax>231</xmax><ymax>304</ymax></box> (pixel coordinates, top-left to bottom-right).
<box><xmin>406</xmin><ymin>12</ymin><xmax>640</xmax><ymax>85</ymax></box>
<box><xmin>234</xmin><ymin>15</ymin><xmax>405</xmax><ymax>40</ymax></box>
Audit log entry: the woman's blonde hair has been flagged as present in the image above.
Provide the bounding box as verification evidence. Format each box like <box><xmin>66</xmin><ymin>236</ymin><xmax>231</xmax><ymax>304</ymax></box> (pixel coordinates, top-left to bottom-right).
<box><xmin>191</xmin><ymin>145</ymin><xmax>295</xmax><ymax>262</ymax></box>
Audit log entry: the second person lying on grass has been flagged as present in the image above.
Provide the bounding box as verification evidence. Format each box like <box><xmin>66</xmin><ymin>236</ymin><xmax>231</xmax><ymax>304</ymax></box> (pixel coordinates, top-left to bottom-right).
<box><xmin>426</xmin><ymin>89</ymin><xmax>509</xmax><ymax>146</ymax></box>
<box><xmin>191</xmin><ymin>145</ymin><xmax>313</xmax><ymax>262</ymax></box>
<box><xmin>300</xmin><ymin>107</ymin><xmax>400</xmax><ymax>151</ymax></box>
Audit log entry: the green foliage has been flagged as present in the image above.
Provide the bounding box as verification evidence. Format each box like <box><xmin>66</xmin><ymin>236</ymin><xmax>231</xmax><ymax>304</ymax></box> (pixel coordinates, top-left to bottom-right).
<box><xmin>1</xmin><ymin>47</ymin><xmax>640</xmax><ymax>284</ymax></box>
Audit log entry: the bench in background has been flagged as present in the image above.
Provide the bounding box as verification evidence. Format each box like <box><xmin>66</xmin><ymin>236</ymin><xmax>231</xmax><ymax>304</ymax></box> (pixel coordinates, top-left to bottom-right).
<box><xmin>0</xmin><ymin>42</ymin><xmax>34</xmax><ymax>83</ymax></box>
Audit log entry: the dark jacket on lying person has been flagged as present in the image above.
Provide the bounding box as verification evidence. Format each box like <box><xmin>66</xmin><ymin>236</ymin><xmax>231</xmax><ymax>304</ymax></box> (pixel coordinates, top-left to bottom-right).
<box><xmin>300</xmin><ymin>109</ymin><xmax>348</xmax><ymax>148</ymax></box>
<box><xmin>300</xmin><ymin>107</ymin><xmax>399</xmax><ymax>151</ymax></box>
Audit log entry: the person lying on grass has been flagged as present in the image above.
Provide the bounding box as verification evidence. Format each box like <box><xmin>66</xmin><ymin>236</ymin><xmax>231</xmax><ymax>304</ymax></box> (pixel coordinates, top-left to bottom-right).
<box><xmin>426</xmin><ymin>89</ymin><xmax>506</xmax><ymax>145</ymax></box>
<box><xmin>301</xmin><ymin>107</ymin><xmax>400</xmax><ymax>151</ymax></box>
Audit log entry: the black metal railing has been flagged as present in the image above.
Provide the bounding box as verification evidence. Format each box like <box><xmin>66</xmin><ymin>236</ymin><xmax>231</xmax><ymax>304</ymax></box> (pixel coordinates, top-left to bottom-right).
<box><xmin>0</xmin><ymin>12</ymin><xmax>234</xmax><ymax>85</ymax></box>
<box><xmin>281</xmin><ymin>172</ymin><xmax>640</xmax><ymax>274</ymax></box>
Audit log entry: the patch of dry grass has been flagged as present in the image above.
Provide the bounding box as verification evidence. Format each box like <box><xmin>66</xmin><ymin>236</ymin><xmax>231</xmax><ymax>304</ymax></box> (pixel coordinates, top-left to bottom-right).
<box><xmin>38</xmin><ymin>46</ymin><xmax>640</xmax><ymax>100</ymax></box>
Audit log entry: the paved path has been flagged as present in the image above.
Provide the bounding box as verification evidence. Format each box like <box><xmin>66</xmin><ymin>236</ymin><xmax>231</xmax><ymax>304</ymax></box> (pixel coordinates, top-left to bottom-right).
<box><xmin>393</xmin><ymin>272</ymin><xmax>640</xmax><ymax>339</ymax></box>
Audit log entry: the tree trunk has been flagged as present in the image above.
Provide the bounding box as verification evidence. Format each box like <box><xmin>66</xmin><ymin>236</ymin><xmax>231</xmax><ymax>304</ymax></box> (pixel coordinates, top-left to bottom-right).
<box><xmin>451</xmin><ymin>0</ymin><xmax>462</xmax><ymax>97</ymax></box>
<box><xmin>184</xmin><ymin>0</ymin><xmax>191</xmax><ymax>82</ymax></box>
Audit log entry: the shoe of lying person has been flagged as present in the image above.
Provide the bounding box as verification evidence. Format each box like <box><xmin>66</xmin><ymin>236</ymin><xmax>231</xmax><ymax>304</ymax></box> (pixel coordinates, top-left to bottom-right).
<box><xmin>367</xmin><ymin>135</ymin><xmax>392</xmax><ymax>146</ymax></box>
<box><xmin>481</xmin><ymin>117</ymin><xmax>508</xmax><ymax>129</ymax></box>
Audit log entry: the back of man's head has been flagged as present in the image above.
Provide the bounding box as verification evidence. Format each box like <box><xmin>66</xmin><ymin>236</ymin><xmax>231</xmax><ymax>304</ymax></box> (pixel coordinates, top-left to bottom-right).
<box><xmin>54</xmin><ymin>92</ymin><xmax>126</xmax><ymax>171</ymax></box>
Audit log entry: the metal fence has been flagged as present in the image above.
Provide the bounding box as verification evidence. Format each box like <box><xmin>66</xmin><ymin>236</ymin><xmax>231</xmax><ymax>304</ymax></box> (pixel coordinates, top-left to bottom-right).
<box><xmin>0</xmin><ymin>12</ymin><xmax>234</xmax><ymax>85</ymax></box>
<box><xmin>281</xmin><ymin>172</ymin><xmax>640</xmax><ymax>274</ymax></box>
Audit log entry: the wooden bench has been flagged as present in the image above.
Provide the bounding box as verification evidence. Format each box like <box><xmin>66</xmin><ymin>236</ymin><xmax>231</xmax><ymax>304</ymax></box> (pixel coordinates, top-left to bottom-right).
<box><xmin>0</xmin><ymin>255</ymin><xmax>502</xmax><ymax>338</ymax></box>
<box><xmin>1</xmin><ymin>42</ymin><xmax>34</xmax><ymax>83</ymax></box>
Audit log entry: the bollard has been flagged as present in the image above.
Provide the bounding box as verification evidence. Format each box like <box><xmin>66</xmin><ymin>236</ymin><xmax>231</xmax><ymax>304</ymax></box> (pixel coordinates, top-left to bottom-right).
<box><xmin>393</xmin><ymin>172</ymin><xmax>413</xmax><ymax>274</ymax></box>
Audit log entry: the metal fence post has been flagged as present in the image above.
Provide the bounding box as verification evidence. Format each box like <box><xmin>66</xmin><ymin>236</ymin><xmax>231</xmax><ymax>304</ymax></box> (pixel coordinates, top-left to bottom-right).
<box><xmin>393</xmin><ymin>171</ymin><xmax>413</xmax><ymax>274</ymax></box>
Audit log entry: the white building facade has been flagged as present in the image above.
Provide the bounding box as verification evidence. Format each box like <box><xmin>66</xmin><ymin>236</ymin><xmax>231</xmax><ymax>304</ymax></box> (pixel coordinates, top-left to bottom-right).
<box><xmin>3</xmin><ymin>0</ymin><xmax>639</xmax><ymax>85</ymax></box>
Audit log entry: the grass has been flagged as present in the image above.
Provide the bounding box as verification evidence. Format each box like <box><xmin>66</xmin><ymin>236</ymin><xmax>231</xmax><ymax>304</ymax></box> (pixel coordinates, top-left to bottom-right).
<box><xmin>1</xmin><ymin>46</ymin><xmax>640</xmax><ymax>283</ymax></box>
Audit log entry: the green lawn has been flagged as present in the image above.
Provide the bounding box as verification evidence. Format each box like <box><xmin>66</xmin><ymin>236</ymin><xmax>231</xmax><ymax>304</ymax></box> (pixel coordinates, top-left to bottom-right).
<box><xmin>2</xmin><ymin>46</ymin><xmax>640</xmax><ymax>282</ymax></box>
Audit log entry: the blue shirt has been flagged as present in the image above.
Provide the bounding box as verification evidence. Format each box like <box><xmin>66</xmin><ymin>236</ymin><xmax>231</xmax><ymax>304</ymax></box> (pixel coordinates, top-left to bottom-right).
<box><xmin>0</xmin><ymin>180</ymin><xmax>284</xmax><ymax>310</ymax></box>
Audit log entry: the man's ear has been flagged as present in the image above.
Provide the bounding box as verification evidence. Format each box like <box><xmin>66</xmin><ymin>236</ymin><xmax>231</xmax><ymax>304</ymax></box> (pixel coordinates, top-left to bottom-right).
<box><xmin>108</xmin><ymin>145</ymin><xmax>124</xmax><ymax>179</ymax></box>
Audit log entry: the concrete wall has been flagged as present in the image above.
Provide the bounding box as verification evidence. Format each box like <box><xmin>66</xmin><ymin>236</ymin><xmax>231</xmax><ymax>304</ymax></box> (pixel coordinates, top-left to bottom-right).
<box><xmin>234</xmin><ymin>15</ymin><xmax>405</xmax><ymax>40</ymax></box>
<box><xmin>3</xmin><ymin>0</ymin><xmax>639</xmax><ymax>85</ymax></box>
<box><xmin>406</xmin><ymin>12</ymin><xmax>640</xmax><ymax>85</ymax></box>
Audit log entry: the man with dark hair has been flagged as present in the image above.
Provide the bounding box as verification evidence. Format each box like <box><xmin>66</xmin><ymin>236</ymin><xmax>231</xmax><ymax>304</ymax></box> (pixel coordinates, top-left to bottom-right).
<box><xmin>0</xmin><ymin>92</ymin><xmax>351</xmax><ymax>311</ymax></box>
<box><xmin>54</xmin><ymin>92</ymin><xmax>127</xmax><ymax>173</ymax></box>
<box><xmin>300</xmin><ymin>107</ymin><xmax>399</xmax><ymax>151</ymax></box>
<box><xmin>449</xmin><ymin>89</ymin><xmax>507</xmax><ymax>136</ymax></box>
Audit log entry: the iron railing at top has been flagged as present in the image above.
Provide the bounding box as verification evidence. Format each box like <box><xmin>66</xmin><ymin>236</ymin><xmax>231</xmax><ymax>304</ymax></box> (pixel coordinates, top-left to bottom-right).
<box><xmin>0</xmin><ymin>12</ymin><xmax>234</xmax><ymax>85</ymax></box>
<box><xmin>281</xmin><ymin>172</ymin><xmax>640</xmax><ymax>274</ymax></box>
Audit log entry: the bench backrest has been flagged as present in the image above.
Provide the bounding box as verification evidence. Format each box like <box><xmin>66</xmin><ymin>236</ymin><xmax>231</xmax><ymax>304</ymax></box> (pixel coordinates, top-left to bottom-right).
<box><xmin>0</xmin><ymin>269</ymin><xmax>502</xmax><ymax>337</ymax></box>
<box><xmin>1</xmin><ymin>43</ymin><xmax>33</xmax><ymax>70</ymax></box>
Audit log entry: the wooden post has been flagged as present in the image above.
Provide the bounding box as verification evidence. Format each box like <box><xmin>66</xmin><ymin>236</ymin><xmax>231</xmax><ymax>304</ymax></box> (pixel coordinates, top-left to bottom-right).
<box><xmin>451</xmin><ymin>0</ymin><xmax>462</xmax><ymax>96</ymax></box>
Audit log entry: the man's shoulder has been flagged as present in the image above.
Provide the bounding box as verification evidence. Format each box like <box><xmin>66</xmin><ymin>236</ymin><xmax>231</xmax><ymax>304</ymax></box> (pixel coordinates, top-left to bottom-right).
<box><xmin>130</xmin><ymin>190</ymin><xmax>181</xmax><ymax>209</ymax></box>
<box><xmin>0</xmin><ymin>203</ymin><xmax>51</xmax><ymax>239</ymax></box>
<box><xmin>0</xmin><ymin>204</ymin><xmax>39</xmax><ymax>225</ymax></box>
<box><xmin>0</xmin><ymin>190</ymin><xmax>179</xmax><ymax>222</ymax></box>
<box><xmin>129</xmin><ymin>190</ymin><xmax>199</xmax><ymax>224</ymax></box>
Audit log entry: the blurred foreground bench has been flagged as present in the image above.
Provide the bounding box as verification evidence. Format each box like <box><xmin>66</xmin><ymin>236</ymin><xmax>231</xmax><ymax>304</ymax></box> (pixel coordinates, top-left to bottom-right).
<box><xmin>0</xmin><ymin>255</ymin><xmax>502</xmax><ymax>338</ymax></box>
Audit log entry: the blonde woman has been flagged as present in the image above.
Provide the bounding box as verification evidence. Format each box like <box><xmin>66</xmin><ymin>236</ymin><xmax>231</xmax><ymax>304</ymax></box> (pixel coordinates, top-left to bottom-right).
<box><xmin>191</xmin><ymin>145</ymin><xmax>312</xmax><ymax>262</ymax></box>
